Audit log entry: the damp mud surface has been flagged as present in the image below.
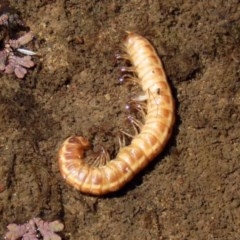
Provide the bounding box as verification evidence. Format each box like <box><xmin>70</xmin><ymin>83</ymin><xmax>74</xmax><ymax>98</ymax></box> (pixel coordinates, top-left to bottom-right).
<box><xmin>0</xmin><ymin>1</ymin><xmax>240</xmax><ymax>239</ymax></box>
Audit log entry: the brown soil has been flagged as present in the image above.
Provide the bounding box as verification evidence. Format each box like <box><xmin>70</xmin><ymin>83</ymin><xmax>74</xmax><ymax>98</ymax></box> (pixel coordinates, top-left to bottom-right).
<box><xmin>1</xmin><ymin>0</ymin><xmax>240</xmax><ymax>239</ymax></box>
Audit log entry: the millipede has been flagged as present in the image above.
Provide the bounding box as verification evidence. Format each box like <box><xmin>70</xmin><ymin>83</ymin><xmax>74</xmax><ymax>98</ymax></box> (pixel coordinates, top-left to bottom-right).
<box><xmin>58</xmin><ymin>32</ymin><xmax>175</xmax><ymax>195</ymax></box>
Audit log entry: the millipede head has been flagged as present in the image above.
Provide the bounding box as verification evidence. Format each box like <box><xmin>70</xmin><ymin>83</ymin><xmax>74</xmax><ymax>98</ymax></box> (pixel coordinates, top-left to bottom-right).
<box><xmin>68</xmin><ymin>136</ymin><xmax>90</xmax><ymax>150</ymax></box>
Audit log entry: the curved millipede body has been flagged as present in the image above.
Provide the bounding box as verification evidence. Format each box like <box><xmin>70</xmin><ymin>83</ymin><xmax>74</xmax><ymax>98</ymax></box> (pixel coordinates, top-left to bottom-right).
<box><xmin>58</xmin><ymin>32</ymin><xmax>175</xmax><ymax>195</ymax></box>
